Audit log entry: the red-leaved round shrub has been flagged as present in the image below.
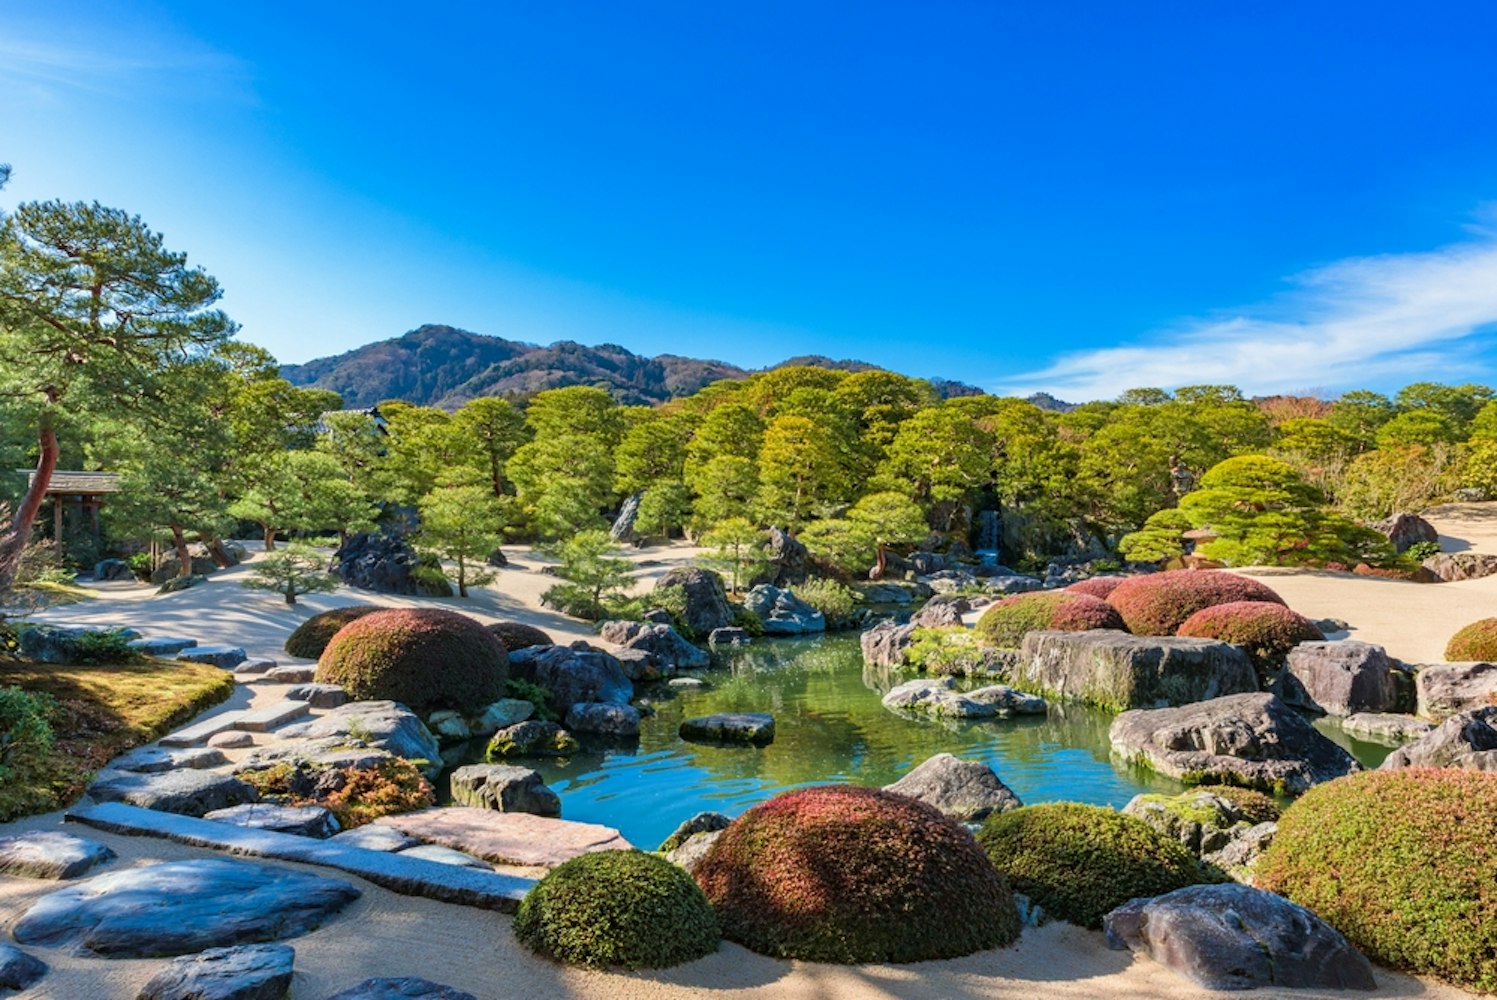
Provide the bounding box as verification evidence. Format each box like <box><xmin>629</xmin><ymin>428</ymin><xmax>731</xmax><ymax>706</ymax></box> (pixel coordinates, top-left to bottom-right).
<box><xmin>974</xmin><ymin>590</ymin><xmax>1126</xmax><ymax>648</ymax></box>
<box><xmin>1446</xmin><ymin>619</ymin><xmax>1497</xmax><ymax>661</ymax></box>
<box><xmin>1065</xmin><ymin>576</ymin><xmax>1127</xmax><ymax>600</ymax></box>
<box><xmin>694</xmin><ymin>785</ymin><xmax>1020</xmax><ymax>962</ymax></box>
<box><xmin>1176</xmin><ymin>601</ymin><xmax>1324</xmax><ymax>667</ymax></box>
<box><xmin>1106</xmin><ymin>570</ymin><xmax>1286</xmax><ymax>636</ymax></box>
<box><xmin>1258</xmin><ymin>769</ymin><xmax>1497</xmax><ymax>992</ymax></box>
<box><xmin>316</xmin><ymin>608</ymin><xmax>508</xmax><ymax>712</ymax></box>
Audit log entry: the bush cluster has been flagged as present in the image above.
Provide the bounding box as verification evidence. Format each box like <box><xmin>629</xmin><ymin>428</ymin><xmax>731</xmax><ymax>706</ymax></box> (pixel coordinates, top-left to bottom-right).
<box><xmin>904</xmin><ymin>627</ymin><xmax>1012</xmax><ymax>676</ymax></box>
<box><xmin>1175</xmin><ymin>601</ymin><xmax>1324</xmax><ymax>667</ymax></box>
<box><xmin>976</xmin><ymin>802</ymin><xmax>1212</xmax><ymax>929</ymax></box>
<box><xmin>1257</xmin><ymin>769</ymin><xmax>1497</xmax><ymax>992</ymax></box>
<box><xmin>1446</xmin><ymin>618</ymin><xmax>1497</xmax><ymax>662</ymax></box>
<box><xmin>240</xmin><ymin>756</ymin><xmax>435</xmax><ymax>828</ymax></box>
<box><xmin>487</xmin><ymin>621</ymin><xmax>555</xmax><ymax>653</ymax></box>
<box><xmin>0</xmin><ymin>686</ymin><xmax>54</xmax><ymax>785</ymax></box>
<box><xmin>790</xmin><ymin>577</ymin><xmax>860</xmax><ymax>629</ymax></box>
<box><xmin>1064</xmin><ymin>576</ymin><xmax>1127</xmax><ymax>599</ymax></box>
<box><xmin>284</xmin><ymin>605</ymin><xmax>381</xmax><ymax>659</ymax></box>
<box><xmin>515</xmin><ymin>850</ymin><xmax>720</xmax><ymax>969</ymax></box>
<box><xmin>315</xmin><ymin>608</ymin><xmax>508</xmax><ymax>712</ymax></box>
<box><xmin>974</xmin><ymin>591</ymin><xmax>1125</xmax><ymax>649</ymax></box>
<box><xmin>1201</xmin><ymin>784</ymin><xmax>1282</xmax><ymax>825</ymax></box>
<box><xmin>1105</xmin><ymin>570</ymin><xmax>1286</xmax><ymax>636</ymax></box>
<box><xmin>694</xmin><ymin>784</ymin><xmax>1020</xmax><ymax>963</ymax></box>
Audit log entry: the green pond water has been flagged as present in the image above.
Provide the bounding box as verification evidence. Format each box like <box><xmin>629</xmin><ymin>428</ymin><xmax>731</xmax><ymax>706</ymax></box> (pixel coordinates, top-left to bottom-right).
<box><xmin>454</xmin><ymin>634</ymin><xmax>1394</xmax><ymax>850</ymax></box>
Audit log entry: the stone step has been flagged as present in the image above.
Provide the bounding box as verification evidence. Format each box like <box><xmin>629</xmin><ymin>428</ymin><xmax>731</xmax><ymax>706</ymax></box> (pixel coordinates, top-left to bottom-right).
<box><xmin>233</xmin><ymin>700</ymin><xmax>311</xmax><ymax>733</ymax></box>
<box><xmin>127</xmin><ymin>636</ymin><xmax>198</xmax><ymax>656</ymax></box>
<box><xmin>159</xmin><ymin>711</ymin><xmax>250</xmax><ymax>747</ymax></box>
<box><xmin>374</xmin><ymin>807</ymin><xmax>631</xmax><ymax>868</ymax></box>
<box><xmin>66</xmin><ymin>802</ymin><xmax>532</xmax><ymax>912</ymax></box>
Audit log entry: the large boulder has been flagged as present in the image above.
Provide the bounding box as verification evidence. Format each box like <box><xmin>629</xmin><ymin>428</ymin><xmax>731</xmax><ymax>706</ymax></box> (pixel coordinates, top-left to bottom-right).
<box><xmin>597</xmin><ymin>620</ymin><xmax>709</xmax><ymax>671</ymax></box>
<box><xmin>1380</xmin><ymin>705</ymin><xmax>1497</xmax><ymax>770</ymax></box>
<box><xmin>1104</xmin><ymin>883</ymin><xmax>1375</xmax><ymax>991</ymax></box>
<box><xmin>609</xmin><ymin>492</ymin><xmax>642</xmax><ymax>544</ymax></box>
<box><xmin>138</xmin><ymin>943</ymin><xmax>295</xmax><ymax>1000</ymax></box>
<box><xmin>273</xmin><ymin>701</ymin><xmax>442</xmax><ymax>777</ymax></box>
<box><xmin>910</xmin><ymin>596</ymin><xmax>971</xmax><ymax>628</ymax></box>
<box><xmin>1121</xmin><ymin>789</ymin><xmax>1278</xmax><ymax>858</ymax></box>
<box><xmin>331</xmin><ymin>528</ymin><xmax>451</xmax><ymax>597</ymax></box>
<box><xmin>151</xmin><ymin>555</ymin><xmax>218</xmax><ymax>584</ymax></box>
<box><xmin>1416</xmin><ymin>661</ymin><xmax>1497</xmax><ymax>720</ymax></box>
<box><xmin>1109</xmin><ymin>692</ymin><xmax>1361</xmax><ymax>794</ymax></box>
<box><xmin>507</xmin><ymin>643</ymin><xmax>633</xmax><ymax>711</ymax></box>
<box><xmin>564</xmin><ymin>702</ymin><xmax>641</xmax><ymax>737</ymax></box>
<box><xmin>859</xmin><ymin>620</ymin><xmax>916</xmax><ymax>667</ymax></box>
<box><xmin>87</xmin><ymin>769</ymin><xmax>259</xmax><ymax>818</ymax></box>
<box><xmin>93</xmin><ymin>558</ymin><xmax>131</xmax><ymax>581</ymax></box>
<box><xmin>765</xmin><ymin>526</ymin><xmax>809</xmax><ymax>586</ymax></box>
<box><xmin>1017</xmin><ymin>630</ymin><xmax>1257</xmax><ymax>711</ymax></box>
<box><xmin>654</xmin><ymin>567</ymin><xmax>734</xmax><ymax>636</ymax></box>
<box><xmin>1371</xmin><ymin>512</ymin><xmax>1438</xmax><ymax>554</ymax></box>
<box><xmin>1422</xmin><ymin>551</ymin><xmax>1497</xmax><ymax>582</ymax></box>
<box><xmin>17</xmin><ymin>624</ymin><xmax>138</xmax><ymax>664</ymax></box>
<box><xmin>1280</xmin><ymin>640</ymin><xmax>1402</xmax><ymax>716</ymax></box>
<box><xmin>449</xmin><ymin>764</ymin><xmax>561</xmax><ymax>817</ymax></box>
<box><xmin>883</xmin><ymin>753</ymin><xmax>1022</xmax><ymax>822</ymax></box>
<box><xmin>743</xmin><ymin>584</ymin><xmax>825</xmax><ymax>634</ymax></box>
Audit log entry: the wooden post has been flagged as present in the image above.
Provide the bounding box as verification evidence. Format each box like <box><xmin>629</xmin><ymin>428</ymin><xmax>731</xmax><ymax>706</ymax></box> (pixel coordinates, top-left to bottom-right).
<box><xmin>53</xmin><ymin>495</ymin><xmax>63</xmax><ymax>548</ymax></box>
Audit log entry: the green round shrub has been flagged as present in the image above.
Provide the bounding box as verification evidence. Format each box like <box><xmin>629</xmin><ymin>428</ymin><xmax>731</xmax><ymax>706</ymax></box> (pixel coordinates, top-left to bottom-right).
<box><xmin>315</xmin><ymin>608</ymin><xmax>507</xmax><ymax>712</ymax></box>
<box><xmin>974</xmin><ymin>590</ymin><xmax>1125</xmax><ymax>648</ymax></box>
<box><xmin>1257</xmin><ymin>769</ymin><xmax>1497</xmax><ymax>992</ymax></box>
<box><xmin>1446</xmin><ymin>618</ymin><xmax>1497</xmax><ymax>661</ymax></box>
<box><xmin>694</xmin><ymin>784</ymin><xmax>1020</xmax><ymax>963</ymax></box>
<box><xmin>487</xmin><ymin>621</ymin><xmax>555</xmax><ymax>653</ymax></box>
<box><xmin>1106</xmin><ymin>570</ymin><xmax>1286</xmax><ymax>636</ymax></box>
<box><xmin>514</xmin><ymin>849</ymin><xmax>719</xmax><ymax>969</ymax></box>
<box><xmin>1175</xmin><ymin>601</ymin><xmax>1324</xmax><ymax>667</ymax></box>
<box><xmin>1065</xmin><ymin>575</ymin><xmax>1126</xmax><ymax>599</ymax></box>
<box><xmin>976</xmin><ymin>802</ymin><xmax>1211</xmax><ymax>929</ymax></box>
<box><xmin>284</xmin><ymin>605</ymin><xmax>381</xmax><ymax>659</ymax></box>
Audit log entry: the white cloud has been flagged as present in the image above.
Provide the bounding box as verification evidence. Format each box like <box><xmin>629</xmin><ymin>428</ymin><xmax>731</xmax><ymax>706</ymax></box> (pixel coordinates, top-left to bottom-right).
<box><xmin>997</xmin><ymin>227</ymin><xmax>1497</xmax><ymax>401</ymax></box>
<box><xmin>0</xmin><ymin>28</ymin><xmax>246</xmax><ymax>102</ymax></box>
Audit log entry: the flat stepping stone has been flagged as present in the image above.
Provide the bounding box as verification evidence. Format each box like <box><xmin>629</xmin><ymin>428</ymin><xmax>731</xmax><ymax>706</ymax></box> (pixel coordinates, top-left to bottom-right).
<box><xmin>160</xmin><ymin>710</ymin><xmax>250</xmax><ymax>747</ymax></box>
<box><xmin>396</xmin><ymin>844</ymin><xmax>491</xmax><ymax>869</ymax></box>
<box><xmin>12</xmin><ymin>857</ymin><xmax>360</xmax><ymax>957</ymax></box>
<box><xmin>139</xmin><ymin>943</ymin><xmax>294</xmax><ymax>1000</ymax></box>
<box><xmin>680</xmin><ymin>712</ymin><xmax>775</xmax><ymax>746</ymax></box>
<box><xmin>88</xmin><ymin>768</ymin><xmax>258</xmax><ymax>817</ymax></box>
<box><xmin>127</xmin><ymin>636</ymin><xmax>198</xmax><ymax>656</ymax></box>
<box><xmin>208</xmin><ymin>731</ymin><xmax>256</xmax><ymax>749</ymax></box>
<box><xmin>116</xmin><ymin>746</ymin><xmax>228</xmax><ymax>773</ymax></box>
<box><xmin>205</xmin><ymin>804</ymin><xmax>340</xmax><ymax>839</ymax></box>
<box><xmin>329</xmin><ymin>825</ymin><xmax>419</xmax><ymax>852</ymax></box>
<box><xmin>67</xmin><ymin>802</ymin><xmax>532</xmax><ymax>912</ymax></box>
<box><xmin>0</xmin><ymin>831</ymin><xmax>115</xmax><ymax>879</ymax></box>
<box><xmin>177</xmin><ymin>645</ymin><xmax>248</xmax><ymax>669</ymax></box>
<box><xmin>234</xmin><ymin>659</ymin><xmax>275</xmax><ymax>676</ymax></box>
<box><xmin>285</xmin><ymin>683</ymin><xmax>348</xmax><ymax>708</ymax></box>
<box><xmin>0</xmin><ymin>943</ymin><xmax>46</xmax><ymax>993</ymax></box>
<box><xmin>374</xmin><ymin>807</ymin><xmax>631</xmax><ymax>868</ymax></box>
<box><xmin>234</xmin><ymin>700</ymin><xmax>310</xmax><ymax>733</ymax></box>
<box><xmin>258</xmin><ymin>664</ymin><xmax>316</xmax><ymax>684</ymax></box>
<box><xmin>324</xmin><ymin>978</ymin><xmax>477</xmax><ymax>1000</ymax></box>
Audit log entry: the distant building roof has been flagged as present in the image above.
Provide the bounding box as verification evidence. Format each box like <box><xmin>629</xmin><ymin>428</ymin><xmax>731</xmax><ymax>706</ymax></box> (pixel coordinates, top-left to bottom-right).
<box><xmin>21</xmin><ymin>471</ymin><xmax>122</xmax><ymax>495</ymax></box>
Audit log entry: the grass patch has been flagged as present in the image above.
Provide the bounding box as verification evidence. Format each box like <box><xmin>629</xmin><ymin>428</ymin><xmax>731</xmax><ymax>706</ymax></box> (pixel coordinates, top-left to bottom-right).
<box><xmin>0</xmin><ymin>657</ymin><xmax>235</xmax><ymax>821</ymax></box>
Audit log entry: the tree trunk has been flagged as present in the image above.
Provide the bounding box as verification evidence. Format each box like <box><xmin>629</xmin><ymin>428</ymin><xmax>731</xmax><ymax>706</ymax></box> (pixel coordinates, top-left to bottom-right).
<box><xmin>284</xmin><ymin>589</ymin><xmax>296</xmax><ymax>605</ymax></box>
<box><xmin>0</xmin><ymin>420</ymin><xmax>60</xmax><ymax>592</ymax></box>
<box><xmin>206</xmin><ymin>538</ymin><xmax>234</xmax><ymax>568</ymax></box>
<box><xmin>170</xmin><ymin>525</ymin><xmax>193</xmax><ymax>578</ymax></box>
<box><xmin>875</xmin><ymin>544</ymin><xmax>888</xmax><ymax>579</ymax></box>
<box><xmin>457</xmin><ymin>555</ymin><xmax>468</xmax><ymax>598</ymax></box>
<box><xmin>263</xmin><ymin>525</ymin><xmax>277</xmax><ymax>551</ymax></box>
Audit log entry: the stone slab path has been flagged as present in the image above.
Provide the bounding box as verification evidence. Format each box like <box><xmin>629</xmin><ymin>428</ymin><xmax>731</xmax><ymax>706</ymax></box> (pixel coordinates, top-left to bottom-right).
<box><xmin>373</xmin><ymin>807</ymin><xmax>631</xmax><ymax>868</ymax></box>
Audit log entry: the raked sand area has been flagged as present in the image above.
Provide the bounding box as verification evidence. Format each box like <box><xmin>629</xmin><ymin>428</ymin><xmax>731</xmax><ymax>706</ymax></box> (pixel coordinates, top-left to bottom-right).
<box><xmin>4</xmin><ymin>512</ymin><xmax>1496</xmax><ymax>999</ymax></box>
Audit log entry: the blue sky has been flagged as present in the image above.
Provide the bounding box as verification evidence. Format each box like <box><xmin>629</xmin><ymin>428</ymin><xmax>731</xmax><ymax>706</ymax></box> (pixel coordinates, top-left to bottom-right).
<box><xmin>3</xmin><ymin>3</ymin><xmax>1497</xmax><ymax>400</ymax></box>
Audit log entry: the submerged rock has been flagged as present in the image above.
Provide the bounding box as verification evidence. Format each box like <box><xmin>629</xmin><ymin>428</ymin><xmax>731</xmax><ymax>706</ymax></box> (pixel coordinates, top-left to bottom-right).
<box><xmin>1341</xmin><ymin>712</ymin><xmax>1434</xmax><ymax>744</ymax></box>
<box><xmin>679</xmin><ymin>712</ymin><xmax>776</xmax><ymax>746</ymax></box>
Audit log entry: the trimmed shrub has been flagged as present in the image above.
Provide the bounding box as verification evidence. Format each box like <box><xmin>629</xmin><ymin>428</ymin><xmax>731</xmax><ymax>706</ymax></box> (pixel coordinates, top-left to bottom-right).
<box><xmin>285</xmin><ymin>605</ymin><xmax>381</xmax><ymax>659</ymax></box>
<box><xmin>1257</xmin><ymin>769</ymin><xmax>1497</xmax><ymax>992</ymax></box>
<box><xmin>1201</xmin><ymin>784</ymin><xmax>1281</xmax><ymax>825</ymax></box>
<box><xmin>1065</xmin><ymin>575</ymin><xmax>1127</xmax><ymax>600</ymax></box>
<box><xmin>1106</xmin><ymin>569</ymin><xmax>1286</xmax><ymax>636</ymax></box>
<box><xmin>315</xmin><ymin>608</ymin><xmax>508</xmax><ymax>712</ymax></box>
<box><xmin>694</xmin><ymin>784</ymin><xmax>1020</xmax><ymax>963</ymax></box>
<box><xmin>790</xmin><ymin>577</ymin><xmax>860</xmax><ymax>629</ymax></box>
<box><xmin>487</xmin><ymin>621</ymin><xmax>555</xmax><ymax>653</ymax></box>
<box><xmin>1446</xmin><ymin>618</ymin><xmax>1497</xmax><ymax>662</ymax></box>
<box><xmin>515</xmin><ymin>850</ymin><xmax>719</xmax><ymax>969</ymax></box>
<box><xmin>1175</xmin><ymin>601</ymin><xmax>1324</xmax><ymax>668</ymax></box>
<box><xmin>974</xmin><ymin>590</ymin><xmax>1125</xmax><ymax>649</ymax></box>
<box><xmin>976</xmin><ymin>802</ymin><xmax>1212</xmax><ymax>929</ymax></box>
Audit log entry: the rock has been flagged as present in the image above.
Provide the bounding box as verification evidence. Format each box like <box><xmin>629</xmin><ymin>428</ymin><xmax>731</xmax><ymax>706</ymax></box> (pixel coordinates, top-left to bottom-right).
<box><xmin>127</xmin><ymin>635</ymin><xmax>198</xmax><ymax>656</ymax></box>
<box><xmin>507</xmin><ymin>644</ymin><xmax>633</xmax><ymax>709</ymax></box>
<box><xmin>88</xmin><ymin>769</ymin><xmax>259</xmax><ymax>817</ymax></box>
<box><xmin>485</xmin><ymin>721</ymin><xmax>580</xmax><ymax>758</ymax></box>
<box><xmin>881</xmin><ymin>677</ymin><xmax>1044</xmax><ymax>718</ymax></box>
<box><xmin>1380</xmin><ymin>705</ymin><xmax>1497</xmax><ymax>770</ymax></box>
<box><xmin>654</xmin><ymin>567</ymin><xmax>735</xmax><ymax>636</ymax></box>
<box><xmin>1371</xmin><ymin>512</ymin><xmax>1438</xmax><ymax>554</ymax></box>
<box><xmin>910</xmin><ymin>551</ymin><xmax>947</xmax><ymax>575</ymax></box>
<box><xmin>262</xmin><ymin>664</ymin><xmax>315</xmax><ymax>684</ymax></box>
<box><xmin>285</xmin><ymin>683</ymin><xmax>348</xmax><ymax>708</ymax></box>
<box><xmin>234</xmin><ymin>658</ymin><xmax>274</xmax><ymax>675</ymax></box>
<box><xmin>237</xmin><ymin>737</ymin><xmax>394</xmax><ymax>779</ymax></box>
<box><xmin>328</xmin><ymin>825</ymin><xmax>419</xmax><ymax>852</ymax></box>
<box><xmin>138</xmin><ymin>943</ymin><xmax>295</xmax><ymax>1000</ymax></box>
<box><xmin>860</xmin><ymin>582</ymin><xmax>914</xmax><ymax>603</ymax></box>
<box><xmin>153</xmin><ymin>556</ymin><xmax>218</xmax><ymax>583</ymax></box>
<box><xmin>0</xmin><ymin>943</ymin><xmax>46</xmax><ymax>993</ymax></box>
<box><xmin>208</xmin><ymin>731</ymin><xmax>255</xmax><ymax>749</ymax></box>
<box><xmin>1341</xmin><ymin>712</ymin><xmax>1435</xmax><ymax>744</ymax></box>
<box><xmin>911</xmin><ymin>596</ymin><xmax>971</xmax><ymax>628</ymax></box>
<box><xmin>486</xmin><ymin>548</ymin><xmax>508</xmax><ymax>568</ymax></box>
<box><xmin>860</xmin><ymin>620</ymin><xmax>916</xmax><ymax>667</ymax></box>
<box><xmin>177</xmin><ymin>645</ymin><xmax>248</xmax><ymax>669</ymax></box>
<box><xmin>680</xmin><ymin>712</ymin><xmax>776</xmax><ymax>746</ymax></box>
<box><xmin>0</xmin><ymin>831</ymin><xmax>115</xmax><ymax>879</ymax></box>
<box><xmin>609</xmin><ymin>492</ymin><xmax>643</xmax><ymax>543</ymax></box>
<box><xmin>668</xmin><ymin>676</ymin><xmax>708</xmax><ymax>689</ymax></box>
<box><xmin>92</xmin><ymin>557</ymin><xmax>132</xmax><ymax>581</ymax></box>
<box><xmin>665</xmin><ymin>829</ymin><xmax>723</xmax><ymax>874</ymax></box>
<box><xmin>1018</xmin><ymin>630</ymin><xmax>1258</xmax><ymax>711</ymax></box>
<box><xmin>322</xmin><ymin>978</ymin><xmax>478</xmax><ymax>1000</ymax></box>
<box><xmin>658</xmin><ymin>812</ymin><xmax>732</xmax><ymax>853</ymax></box>
<box><xmin>597</xmin><ymin>620</ymin><xmax>709</xmax><ymax>671</ymax></box>
<box><xmin>1203</xmin><ymin>821</ymin><xmax>1277</xmax><ymax>882</ymax></box>
<box><xmin>609</xmin><ymin>647</ymin><xmax>655</xmax><ymax>680</ymax></box>
<box><xmin>158</xmin><ymin>574</ymin><xmax>209</xmax><ymax>594</ymax></box>
<box><xmin>1422</xmin><ymin>551</ymin><xmax>1497</xmax><ymax>582</ymax></box>
<box><xmin>743</xmin><ymin>584</ymin><xmax>825</xmax><ymax>634</ymax></box>
<box><xmin>1416</xmin><ymin>661</ymin><xmax>1497</xmax><ymax>720</ymax></box>
<box><xmin>486</xmin><ymin>621</ymin><xmax>554</xmax><ymax>653</ymax></box>
<box><xmin>766</xmin><ymin>526</ymin><xmax>809</xmax><ymax>586</ymax></box>
<box><xmin>374</xmin><ymin>807</ymin><xmax>631</xmax><ymax>868</ymax></box>
<box><xmin>332</xmin><ymin>527</ymin><xmax>452</xmax><ymax>597</ymax></box>
<box><xmin>280</xmin><ymin>701</ymin><xmax>442</xmax><ymax>777</ymax></box>
<box><xmin>426</xmin><ymin>710</ymin><xmax>472</xmax><ymax>742</ymax></box>
<box><xmin>472</xmin><ymin>698</ymin><xmax>534</xmax><ymax>735</ymax></box>
<box><xmin>1122</xmin><ymin>789</ymin><xmax>1270</xmax><ymax>856</ymax></box>
<box><xmin>204</xmin><ymin>803</ymin><xmax>340</xmax><ymax>839</ymax></box>
<box><xmin>449</xmin><ymin>764</ymin><xmax>561</xmax><ymax>817</ymax></box>
<box><xmin>966</xmin><ymin>685</ymin><xmax>1047</xmax><ymax>714</ymax></box>
<box><xmin>641</xmin><ymin>607</ymin><xmax>673</xmax><ymax>625</ymax></box>
<box><xmin>1110</xmin><ymin>693</ymin><xmax>1361</xmax><ymax>794</ymax></box>
<box><xmin>1103</xmin><ymin>883</ymin><xmax>1375</xmax><ymax>991</ymax></box>
<box><xmin>707</xmin><ymin>626</ymin><xmax>750</xmax><ymax>647</ymax></box>
<box><xmin>12</xmin><ymin>857</ymin><xmax>360</xmax><ymax>957</ymax></box>
<box><xmin>17</xmin><ymin>624</ymin><xmax>138</xmax><ymax>664</ymax></box>
<box><xmin>1280</xmin><ymin>640</ymin><xmax>1402</xmax><ymax>716</ymax></box>
<box><xmin>883</xmin><ymin>753</ymin><xmax>1022</xmax><ymax>821</ymax></box>
<box><xmin>394</xmin><ymin>844</ymin><xmax>490</xmax><ymax>869</ymax></box>
<box><xmin>564</xmin><ymin>702</ymin><xmax>641</xmax><ymax>736</ymax></box>
<box><xmin>116</xmin><ymin>746</ymin><xmax>228</xmax><ymax>773</ymax></box>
